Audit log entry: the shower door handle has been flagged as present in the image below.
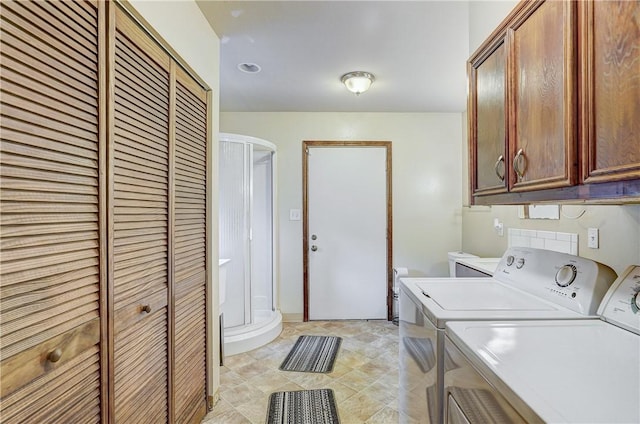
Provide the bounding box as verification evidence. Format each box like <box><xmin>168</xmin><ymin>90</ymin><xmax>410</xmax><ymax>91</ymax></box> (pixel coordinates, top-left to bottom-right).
<box><xmin>311</xmin><ymin>245</ymin><xmax>318</xmax><ymax>252</ymax></box>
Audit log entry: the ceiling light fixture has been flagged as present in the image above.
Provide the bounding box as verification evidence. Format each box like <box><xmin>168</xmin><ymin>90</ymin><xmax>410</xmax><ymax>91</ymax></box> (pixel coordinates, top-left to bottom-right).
<box><xmin>341</xmin><ymin>71</ymin><xmax>375</xmax><ymax>95</ymax></box>
<box><xmin>238</xmin><ymin>63</ymin><xmax>261</xmax><ymax>73</ymax></box>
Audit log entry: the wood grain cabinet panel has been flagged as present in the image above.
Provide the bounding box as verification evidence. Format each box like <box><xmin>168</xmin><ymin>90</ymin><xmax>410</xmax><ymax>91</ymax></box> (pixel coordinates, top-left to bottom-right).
<box><xmin>469</xmin><ymin>35</ymin><xmax>508</xmax><ymax>196</ymax></box>
<box><xmin>0</xmin><ymin>0</ymin><xmax>105</xmax><ymax>422</ymax></box>
<box><xmin>581</xmin><ymin>1</ymin><xmax>640</xmax><ymax>183</ymax></box>
<box><xmin>508</xmin><ymin>0</ymin><xmax>577</xmax><ymax>191</ymax></box>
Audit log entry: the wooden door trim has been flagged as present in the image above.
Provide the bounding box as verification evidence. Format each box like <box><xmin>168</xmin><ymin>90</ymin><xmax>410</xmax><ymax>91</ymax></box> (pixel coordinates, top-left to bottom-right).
<box><xmin>302</xmin><ymin>140</ymin><xmax>393</xmax><ymax>322</ymax></box>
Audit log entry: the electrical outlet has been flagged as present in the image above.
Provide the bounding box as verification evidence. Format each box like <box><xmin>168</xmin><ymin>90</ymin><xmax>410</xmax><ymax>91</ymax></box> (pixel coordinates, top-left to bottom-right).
<box><xmin>587</xmin><ymin>228</ymin><xmax>599</xmax><ymax>249</ymax></box>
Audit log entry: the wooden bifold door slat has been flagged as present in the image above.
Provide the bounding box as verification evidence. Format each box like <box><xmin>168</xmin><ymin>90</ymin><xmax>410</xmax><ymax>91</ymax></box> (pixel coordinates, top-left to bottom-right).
<box><xmin>0</xmin><ymin>0</ymin><xmax>103</xmax><ymax>421</ymax></box>
<box><xmin>1</xmin><ymin>1</ymin><xmax>211</xmax><ymax>422</ymax></box>
<box><xmin>0</xmin><ymin>8</ymin><xmax>98</xmax><ymax>84</ymax></box>
<box><xmin>173</xmin><ymin>71</ymin><xmax>208</xmax><ymax>424</ymax></box>
<box><xmin>111</xmin><ymin>6</ymin><xmax>172</xmax><ymax>423</ymax></box>
<box><xmin>1</xmin><ymin>347</ymin><xmax>101</xmax><ymax>424</ymax></box>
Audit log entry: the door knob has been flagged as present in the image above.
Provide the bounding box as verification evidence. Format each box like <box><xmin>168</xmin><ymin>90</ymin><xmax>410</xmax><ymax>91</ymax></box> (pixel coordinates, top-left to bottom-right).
<box><xmin>311</xmin><ymin>245</ymin><xmax>318</xmax><ymax>251</ymax></box>
<box><xmin>48</xmin><ymin>348</ymin><xmax>63</xmax><ymax>363</ymax></box>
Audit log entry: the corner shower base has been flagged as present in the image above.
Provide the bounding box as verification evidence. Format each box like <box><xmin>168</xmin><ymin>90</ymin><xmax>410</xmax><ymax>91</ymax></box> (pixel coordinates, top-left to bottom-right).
<box><xmin>224</xmin><ymin>311</ymin><xmax>283</xmax><ymax>356</ymax></box>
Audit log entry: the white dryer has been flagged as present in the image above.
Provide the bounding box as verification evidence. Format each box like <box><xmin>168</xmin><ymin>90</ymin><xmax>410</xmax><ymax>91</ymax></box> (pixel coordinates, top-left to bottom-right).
<box><xmin>399</xmin><ymin>247</ymin><xmax>617</xmax><ymax>424</ymax></box>
<box><xmin>443</xmin><ymin>265</ymin><xmax>640</xmax><ymax>423</ymax></box>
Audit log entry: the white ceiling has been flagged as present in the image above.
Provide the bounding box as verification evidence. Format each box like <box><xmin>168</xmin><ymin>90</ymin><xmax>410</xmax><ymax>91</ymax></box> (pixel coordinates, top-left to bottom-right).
<box><xmin>197</xmin><ymin>1</ymin><xmax>470</xmax><ymax>113</ymax></box>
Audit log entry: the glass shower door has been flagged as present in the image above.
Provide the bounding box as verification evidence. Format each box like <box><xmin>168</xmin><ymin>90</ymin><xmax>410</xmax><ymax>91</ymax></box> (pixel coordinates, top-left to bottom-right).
<box><xmin>251</xmin><ymin>149</ymin><xmax>274</xmax><ymax>324</ymax></box>
<box><xmin>219</xmin><ymin>140</ymin><xmax>275</xmax><ymax>329</ymax></box>
<box><xmin>219</xmin><ymin>141</ymin><xmax>249</xmax><ymax>329</ymax></box>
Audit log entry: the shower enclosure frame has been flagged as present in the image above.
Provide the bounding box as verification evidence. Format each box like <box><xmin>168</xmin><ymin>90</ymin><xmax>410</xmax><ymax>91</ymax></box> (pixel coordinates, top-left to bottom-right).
<box><xmin>219</xmin><ymin>133</ymin><xmax>281</xmax><ymax>355</ymax></box>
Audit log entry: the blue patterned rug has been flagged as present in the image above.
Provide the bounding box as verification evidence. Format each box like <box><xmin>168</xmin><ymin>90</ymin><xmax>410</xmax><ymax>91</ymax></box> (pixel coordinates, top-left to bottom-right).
<box><xmin>266</xmin><ymin>389</ymin><xmax>339</xmax><ymax>424</ymax></box>
<box><xmin>279</xmin><ymin>335</ymin><xmax>342</xmax><ymax>373</ymax></box>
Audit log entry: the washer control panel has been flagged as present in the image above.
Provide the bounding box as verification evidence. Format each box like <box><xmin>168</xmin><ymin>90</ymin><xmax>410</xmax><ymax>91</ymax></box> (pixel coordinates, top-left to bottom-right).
<box><xmin>494</xmin><ymin>247</ymin><xmax>617</xmax><ymax>315</ymax></box>
<box><xmin>598</xmin><ymin>265</ymin><xmax>640</xmax><ymax>335</ymax></box>
<box><xmin>555</xmin><ymin>264</ymin><xmax>578</xmax><ymax>287</ymax></box>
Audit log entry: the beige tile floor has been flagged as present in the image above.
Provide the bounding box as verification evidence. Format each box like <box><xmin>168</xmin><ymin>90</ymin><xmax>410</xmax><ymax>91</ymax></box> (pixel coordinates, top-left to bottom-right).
<box><xmin>202</xmin><ymin>320</ymin><xmax>400</xmax><ymax>424</ymax></box>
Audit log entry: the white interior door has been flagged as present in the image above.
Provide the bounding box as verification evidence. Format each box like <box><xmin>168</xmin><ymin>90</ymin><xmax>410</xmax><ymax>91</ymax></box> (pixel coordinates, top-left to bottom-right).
<box><xmin>307</xmin><ymin>146</ymin><xmax>388</xmax><ymax>320</ymax></box>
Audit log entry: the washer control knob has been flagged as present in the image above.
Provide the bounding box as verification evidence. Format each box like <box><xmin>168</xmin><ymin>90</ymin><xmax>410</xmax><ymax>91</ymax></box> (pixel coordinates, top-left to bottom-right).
<box><xmin>633</xmin><ymin>291</ymin><xmax>640</xmax><ymax>311</ymax></box>
<box><xmin>506</xmin><ymin>255</ymin><xmax>515</xmax><ymax>266</ymax></box>
<box><xmin>515</xmin><ymin>258</ymin><xmax>525</xmax><ymax>269</ymax></box>
<box><xmin>555</xmin><ymin>264</ymin><xmax>578</xmax><ymax>287</ymax></box>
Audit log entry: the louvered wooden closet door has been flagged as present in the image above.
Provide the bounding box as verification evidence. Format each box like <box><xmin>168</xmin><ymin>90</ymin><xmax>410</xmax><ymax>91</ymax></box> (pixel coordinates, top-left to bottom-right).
<box><xmin>0</xmin><ymin>0</ymin><xmax>105</xmax><ymax>422</ymax></box>
<box><xmin>110</xmin><ymin>7</ymin><xmax>171</xmax><ymax>423</ymax></box>
<box><xmin>173</xmin><ymin>68</ymin><xmax>209</xmax><ymax>424</ymax></box>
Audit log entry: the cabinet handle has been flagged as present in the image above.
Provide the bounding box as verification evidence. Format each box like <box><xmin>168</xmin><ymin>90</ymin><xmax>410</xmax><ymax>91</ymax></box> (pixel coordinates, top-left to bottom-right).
<box><xmin>141</xmin><ymin>305</ymin><xmax>151</xmax><ymax>314</ymax></box>
<box><xmin>48</xmin><ymin>348</ymin><xmax>62</xmax><ymax>363</ymax></box>
<box><xmin>513</xmin><ymin>148</ymin><xmax>526</xmax><ymax>180</ymax></box>
<box><xmin>494</xmin><ymin>155</ymin><xmax>505</xmax><ymax>181</ymax></box>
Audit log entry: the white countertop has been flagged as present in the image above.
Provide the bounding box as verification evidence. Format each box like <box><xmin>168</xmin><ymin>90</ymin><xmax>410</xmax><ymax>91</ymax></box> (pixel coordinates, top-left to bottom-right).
<box><xmin>456</xmin><ymin>257</ymin><xmax>501</xmax><ymax>275</ymax></box>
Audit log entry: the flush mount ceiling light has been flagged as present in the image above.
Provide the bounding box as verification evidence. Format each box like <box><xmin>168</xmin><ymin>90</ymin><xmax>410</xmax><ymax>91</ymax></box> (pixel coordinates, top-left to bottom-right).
<box><xmin>237</xmin><ymin>62</ymin><xmax>261</xmax><ymax>73</ymax></box>
<box><xmin>341</xmin><ymin>71</ymin><xmax>375</xmax><ymax>95</ymax></box>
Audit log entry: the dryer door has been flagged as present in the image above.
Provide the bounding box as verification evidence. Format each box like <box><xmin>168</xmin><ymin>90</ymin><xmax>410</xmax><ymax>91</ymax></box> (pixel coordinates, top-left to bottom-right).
<box><xmin>443</xmin><ymin>336</ymin><xmax>530</xmax><ymax>423</ymax></box>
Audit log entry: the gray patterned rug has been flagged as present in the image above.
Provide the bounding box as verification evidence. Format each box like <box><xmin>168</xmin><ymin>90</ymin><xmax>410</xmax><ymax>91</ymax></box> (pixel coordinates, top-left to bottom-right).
<box><xmin>279</xmin><ymin>335</ymin><xmax>342</xmax><ymax>373</ymax></box>
<box><xmin>266</xmin><ymin>389</ymin><xmax>339</xmax><ymax>424</ymax></box>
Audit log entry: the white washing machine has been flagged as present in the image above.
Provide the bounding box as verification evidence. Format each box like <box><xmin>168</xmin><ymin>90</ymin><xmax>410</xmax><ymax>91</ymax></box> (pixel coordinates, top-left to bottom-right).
<box><xmin>399</xmin><ymin>247</ymin><xmax>617</xmax><ymax>424</ymax></box>
<box><xmin>444</xmin><ymin>265</ymin><xmax>640</xmax><ymax>423</ymax></box>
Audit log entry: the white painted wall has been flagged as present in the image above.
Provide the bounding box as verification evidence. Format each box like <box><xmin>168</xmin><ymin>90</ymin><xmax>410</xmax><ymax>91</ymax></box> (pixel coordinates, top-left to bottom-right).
<box><xmin>462</xmin><ymin>1</ymin><xmax>640</xmax><ymax>275</ymax></box>
<box><xmin>220</xmin><ymin>112</ymin><xmax>464</xmax><ymax>318</ymax></box>
<box><xmin>127</xmin><ymin>0</ymin><xmax>222</xmax><ymax>398</ymax></box>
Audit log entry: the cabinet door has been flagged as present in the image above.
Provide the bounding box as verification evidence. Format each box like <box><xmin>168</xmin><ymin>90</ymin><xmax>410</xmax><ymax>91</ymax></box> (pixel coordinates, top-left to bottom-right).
<box><xmin>110</xmin><ymin>6</ymin><xmax>171</xmax><ymax>423</ymax></box>
<box><xmin>581</xmin><ymin>0</ymin><xmax>640</xmax><ymax>183</ymax></box>
<box><xmin>172</xmin><ymin>67</ymin><xmax>209</xmax><ymax>424</ymax></box>
<box><xmin>509</xmin><ymin>0</ymin><xmax>577</xmax><ymax>191</ymax></box>
<box><xmin>469</xmin><ymin>35</ymin><xmax>508</xmax><ymax>197</ymax></box>
<box><xmin>0</xmin><ymin>0</ymin><xmax>105</xmax><ymax>422</ymax></box>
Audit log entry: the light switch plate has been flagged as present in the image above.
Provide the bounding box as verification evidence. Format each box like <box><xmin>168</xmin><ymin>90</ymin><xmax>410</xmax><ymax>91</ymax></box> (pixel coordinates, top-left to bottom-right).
<box><xmin>587</xmin><ymin>228</ymin><xmax>599</xmax><ymax>249</ymax></box>
<box><xmin>289</xmin><ymin>209</ymin><xmax>301</xmax><ymax>221</ymax></box>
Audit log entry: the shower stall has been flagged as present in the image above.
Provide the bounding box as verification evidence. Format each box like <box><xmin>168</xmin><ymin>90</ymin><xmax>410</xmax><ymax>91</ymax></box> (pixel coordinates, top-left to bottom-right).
<box><xmin>219</xmin><ymin>133</ymin><xmax>281</xmax><ymax>355</ymax></box>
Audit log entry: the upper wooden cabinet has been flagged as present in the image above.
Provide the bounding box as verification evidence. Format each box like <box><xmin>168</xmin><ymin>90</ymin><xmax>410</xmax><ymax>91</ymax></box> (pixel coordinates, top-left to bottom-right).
<box><xmin>580</xmin><ymin>0</ymin><xmax>640</xmax><ymax>184</ymax></box>
<box><xmin>469</xmin><ymin>0</ymin><xmax>640</xmax><ymax>204</ymax></box>
<box><xmin>468</xmin><ymin>33</ymin><xmax>508</xmax><ymax>196</ymax></box>
<box><xmin>508</xmin><ymin>0</ymin><xmax>577</xmax><ymax>192</ymax></box>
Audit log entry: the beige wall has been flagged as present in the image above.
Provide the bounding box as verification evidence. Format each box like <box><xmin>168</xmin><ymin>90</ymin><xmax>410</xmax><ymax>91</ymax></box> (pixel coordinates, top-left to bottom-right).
<box><xmin>462</xmin><ymin>205</ymin><xmax>640</xmax><ymax>274</ymax></box>
<box><xmin>221</xmin><ymin>112</ymin><xmax>465</xmax><ymax>317</ymax></box>
<box><xmin>128</xmin><ymin>0</ymin><xmax>222</xmax><ymax>397</ymax></box>
<box><xmin>462</xmin><ymin>0</ymin><xmax>640</xmax><ymax>275</ymax></box>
